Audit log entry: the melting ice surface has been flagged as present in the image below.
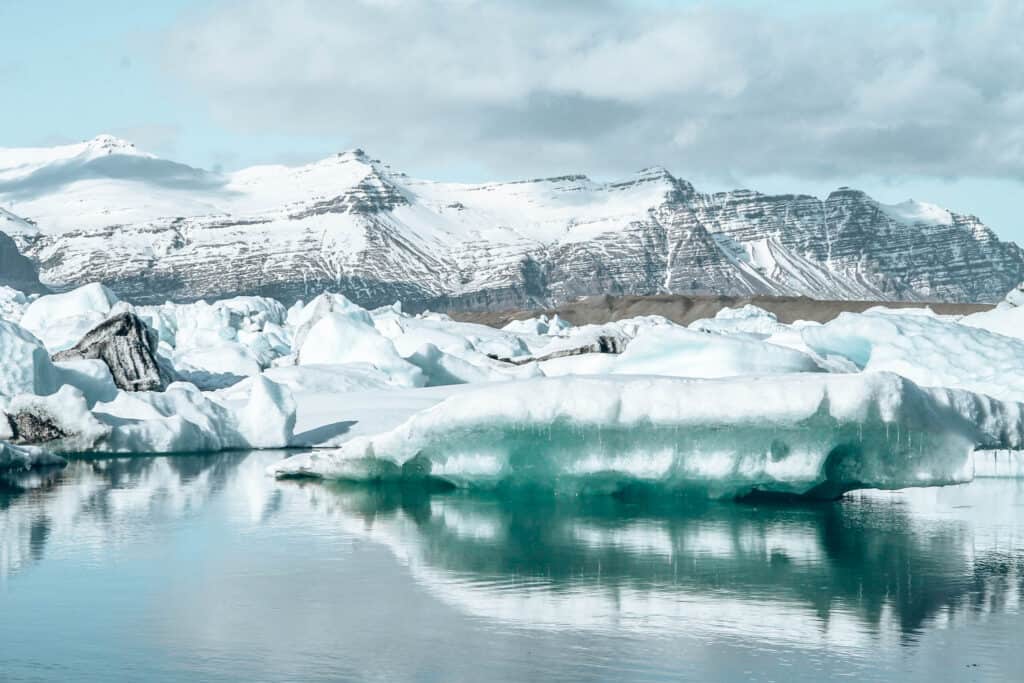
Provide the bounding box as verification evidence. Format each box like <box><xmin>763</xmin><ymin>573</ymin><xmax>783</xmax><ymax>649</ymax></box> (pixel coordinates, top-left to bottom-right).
<box><xmin>2</xmin><ymin>452</ymin><xmax>1024</xmax><ymax>681</ymax></box>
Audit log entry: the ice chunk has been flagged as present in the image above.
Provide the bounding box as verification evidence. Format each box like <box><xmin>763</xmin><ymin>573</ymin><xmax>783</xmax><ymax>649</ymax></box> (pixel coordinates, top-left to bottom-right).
<box><xmin>5</xmin><ymin>385</ymin><xmax>111</xmax><ymax>451</ymax></box>
<box><xmin>290</xmin><ymin>292</ymin><xmax>374</xmax><ymax>350</ymax></box>
<box><xmin>1</xmin><ymin>377</ymin><xmax>298</xmax><ymax>455</ymax></box>
<box><xmin>214</xmin><ymin>295</ymin><xmax>288</xmax><ymax>329</ymax></box>
<box><xmin>134</xmin><ymin>297</ymin><xmax>293</xmax><ymax>386</ymax></box>
<box><xmin>404</xmin><ymin>343</ymin><xmax>505</xmax><ymax>386</ymax></box>
<box><xmin>689</xmin><ymin>305</ymin><xmax>786</xmax><ymax>337</ymax></box>
<box><xmin>375</xmin><ymin>308</ymin><xmax>534</xmax><ymax>361</ymax></box>
<box><xmin>271</xmin><ymin>373</ymin><xmax>1019</xmax><ymax>499</ymax></box>
<box><xmin>297</xmin><ymin>312</ymin><xmax>424</xmax><ymax>388</ymax></box>
<box><xmin>502</xmin><ymin>314</ymin><xmax>573</xmax><ymax>336</ymax></box>
<box><xmin>542</xmin><ymin>326</ymin><xmax>820</xmax><ymax>378</ymax></box>
<box><xmin>236</xmin><ymin>363</ymin><xmax>400</xmax><ymax>395</ymax></box>
<box><xmin>0</xmin><ymin>286</ymin><xmax>29</xmax><ymax>323</ymax></box>
<box><xmin>90</xmin><ymin>380</ymin><xmax>297</xmax><ymax>453</ymax></box>
<box><xmin>52</xmin><ymin>358</ymin><xmax>119</xmax><ymax>406</ymax></box>
<box><xmin>174</xmin><ymin>343</ymin><xmax>263</xmax><ymax>384</ymax></box>
<box><xmin>801</xmin><ymin>312</ymin><xmax>1024</xmax><ymax>402</ymax></box>
<box><xmin>236</xmin><ymin>376</ymin><xmax>297</xmax><ymax>448</ymax></box>
<box><xmin>613</xmin><ymin>327</ymin><xmax>820</xmax><ymax>378</ymax></box>
<box><xmin>960</xmin><ymin>305</ymin><xmax>1024</xmax><ymax>341</ymax></box>
<box><xmin>1002</xmin><ymin>282</ymin><xmax>1024</xmax><ymax>308</ymax></box>
<box><xmin>0</xmin><ymin>318</ymin><xmax>59</xmax><ymax>407</ymax></box>
<box><xmin>0</xmin><ymin>441</ymin><xmax>65</xmax><ymax>472</ymax></box>
<box><xmin>19</xmin><ymin>282</ymin><xmax>120</xmax><ymax>351</ymax></box>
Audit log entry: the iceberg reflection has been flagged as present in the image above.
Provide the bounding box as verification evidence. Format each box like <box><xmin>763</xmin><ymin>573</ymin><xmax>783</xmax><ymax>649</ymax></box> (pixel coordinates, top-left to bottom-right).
<box><xmin>307</xmin><ymin>480</ymin><xmax>1024</xmax><ymax>646</ymax></box>
<box><xmin>2</xmin><ymin>452</ymin><xmax>1022</xmax><ymax>653</ymax></box>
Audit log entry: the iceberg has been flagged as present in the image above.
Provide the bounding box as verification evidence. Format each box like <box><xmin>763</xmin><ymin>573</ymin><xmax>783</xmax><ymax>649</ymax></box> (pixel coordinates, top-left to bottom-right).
<box><xmin>0</xmin><ymin>318</ymin><xmax>59</xmax><ymax>406</ymax></box>
<box><xmin>612</xmin><ymin>326</ymin><xmax>820</xmax><ymax>378</ymax></box>
<box><xmin>5</xmin><ymin>277</ymin><xmax>1024</xmax><ymax>485</ymax></box>
<box><xmin>297</xmin><ymin>311</ymin><xmax>425</xmax><ymax>388</ymax></box>
<box><xmin>271</xmin><ymin>373</ymin><xmax>1023</xmax><ymax>498</ymax></box>
<box><xmin>18</xmin><ymin>282</ymin><xmax>121</xmax><ymax>351</ymax></box>
<box><xmin>502</xmin><ymin>314</ymin><xmax>572</xmax><ymax>336</ymax></box>
<box><xmin>3</xmin><ymin>378</ymin><xmax>297</xmax><ymax>455</ymax></box>
<box><xmin>801</xmin><ymin>311</ymin><xmax>1024</xmax><ymax>402</ymax></box>
<box><xmin>688</xmin><ymin>304</ymin><xmax>787</xmax><ymax>337</ymax></box>
<box><xmin>537</xmin><ymin>325</ymin><xmax>821</xmax><ymax>378</ymax></box>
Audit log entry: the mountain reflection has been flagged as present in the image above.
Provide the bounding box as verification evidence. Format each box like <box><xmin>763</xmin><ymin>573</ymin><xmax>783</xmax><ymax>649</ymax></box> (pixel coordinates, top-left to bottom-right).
<box><xmin>2</xmin><ymin>452</ymin><xmax>1023</xmax><ymax>648</ymax></box>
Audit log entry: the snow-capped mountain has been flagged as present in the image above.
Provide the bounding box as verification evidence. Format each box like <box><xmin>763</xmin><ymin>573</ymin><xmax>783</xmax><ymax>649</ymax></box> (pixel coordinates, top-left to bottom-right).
<box><xmin>0</xmin><ymin>135</ymin><xmax>1020</xmax><ymax>308</ymax></box>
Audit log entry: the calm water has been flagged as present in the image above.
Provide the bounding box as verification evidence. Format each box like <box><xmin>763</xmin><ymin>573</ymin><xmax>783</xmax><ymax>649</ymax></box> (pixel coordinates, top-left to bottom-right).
<box><xmin>2</xmin><ymin>452</ymin><xmax>1023</xmax><ymax>682</ymax></box>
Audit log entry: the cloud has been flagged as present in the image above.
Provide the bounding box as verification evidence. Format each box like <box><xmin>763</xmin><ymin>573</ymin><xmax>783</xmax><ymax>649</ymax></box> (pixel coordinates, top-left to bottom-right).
<box><xmin>164</xmin><ymin>0</ymin><xmax>1024</xmax><ymax>181</ymax></box>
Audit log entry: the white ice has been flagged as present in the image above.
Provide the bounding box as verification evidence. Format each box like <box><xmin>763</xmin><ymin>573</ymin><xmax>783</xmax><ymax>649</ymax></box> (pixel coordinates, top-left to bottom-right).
<box><xmin>4</xmin><ymin>279</ymin><xmax>1024</xmax><ymax>497</ymax></box>
<box><xmin>270</xmin><ymin>372</ymin><xmax>1024</xmax><ymax>498</ymax></box>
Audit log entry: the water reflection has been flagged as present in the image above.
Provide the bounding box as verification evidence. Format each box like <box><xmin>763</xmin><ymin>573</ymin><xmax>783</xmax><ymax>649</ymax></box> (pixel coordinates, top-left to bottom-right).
<box><xmin>306</xmin><ymin>481</ymin><xmax>1024</xmax><ymax>647</ymax></box>
<box><xmin>2</xmin><ymin>452</ymin><xmax>1023</xmax><ymax>653</ymax></box>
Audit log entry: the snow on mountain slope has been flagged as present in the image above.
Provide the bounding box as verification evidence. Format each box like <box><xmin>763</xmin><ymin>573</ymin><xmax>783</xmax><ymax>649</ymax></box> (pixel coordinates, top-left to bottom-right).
<box><xmin>1</xmin><ymin>207</ymin><xmax>37</xmax><ymax>237</ymax></box>
<box><xmin>0</xmin><ymin>136</ymin><xmax>1020</xmax><ymax>309</ymax></box>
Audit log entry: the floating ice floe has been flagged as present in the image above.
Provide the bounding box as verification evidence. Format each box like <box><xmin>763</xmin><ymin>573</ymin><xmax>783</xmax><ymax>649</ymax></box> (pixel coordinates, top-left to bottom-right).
<box><xmin>270</xmin><ymin>372</ymin><xmax>1024</xmax><ymax>498</ymax></box>
<box><xmin>0</xmin><ymin>441</ymin><xmax>65</xmax><ymax>472</ymax></box>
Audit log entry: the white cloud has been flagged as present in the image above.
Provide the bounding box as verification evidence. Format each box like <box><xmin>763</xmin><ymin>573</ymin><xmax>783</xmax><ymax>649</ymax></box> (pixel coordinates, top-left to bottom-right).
<box><xmin>164</xmin><ymin>0</ymin><xmax>1024</xmax><ymax>181</ymax></box>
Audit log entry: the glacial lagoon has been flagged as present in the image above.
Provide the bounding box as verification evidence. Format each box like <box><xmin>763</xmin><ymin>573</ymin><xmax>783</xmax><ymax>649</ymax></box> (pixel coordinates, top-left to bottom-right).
<box><xmin>2</xmin><ymin>451</ymin><xmax>1023</xmax><ymax>682</ymax></box>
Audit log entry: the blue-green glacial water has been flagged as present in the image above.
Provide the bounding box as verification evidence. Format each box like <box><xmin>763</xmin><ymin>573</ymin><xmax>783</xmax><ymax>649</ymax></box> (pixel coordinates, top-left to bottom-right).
<box><xmin>1</xmin><ymin>451</ymin><xmax>1023</xmax><ymax>682</ymax></box>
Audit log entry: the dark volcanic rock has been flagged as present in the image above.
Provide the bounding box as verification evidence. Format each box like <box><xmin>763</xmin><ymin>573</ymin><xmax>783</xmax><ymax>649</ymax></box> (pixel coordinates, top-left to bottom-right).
<box><xmin>52</xmin><ymin>312</ymin><xmax>171</xmax><ymax>391</ymax></box>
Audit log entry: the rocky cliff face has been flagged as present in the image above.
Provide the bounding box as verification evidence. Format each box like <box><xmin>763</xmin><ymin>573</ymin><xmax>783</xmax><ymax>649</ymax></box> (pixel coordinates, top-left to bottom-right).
<box><xmin>0</xmin><ymin>136</ymin><xmax>1020</xmax><ymax>309</ymax></box>
<box><xmin>0</xmin><ymin>210</ymin><xmax>47</xmax><ymax>294</ymax></box>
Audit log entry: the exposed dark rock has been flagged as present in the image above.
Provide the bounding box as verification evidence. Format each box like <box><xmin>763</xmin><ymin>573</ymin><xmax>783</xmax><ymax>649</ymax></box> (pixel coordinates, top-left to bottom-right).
<box><xmin>6</xmin><ymin>410</ymin><xmax>67</xmax><ymax>444</ymax></box>
<box><xmin>488</xmin><ymin>333</ymin><xmax>629</xmax><ymax>365</ymax></box>
<box><xmin>52</xmin><ymin>312</ymin><xmax>171</xmax><ymax>392</ymax></box>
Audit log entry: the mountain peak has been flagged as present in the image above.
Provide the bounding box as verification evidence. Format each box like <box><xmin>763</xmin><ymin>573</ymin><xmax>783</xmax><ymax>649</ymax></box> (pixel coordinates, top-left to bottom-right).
<box><xmin>83</xmin><ymin>134</ymin><xmax>146</xmax><ymax>157</ymax></box>
<box><xmin>634</xmin><ymin>166</ymin><xmax>675</xmax><ymax>181</ymax></box>
<box><xmin>332</xmin><ymin>148</ymin><xmax>372</xmax><ymax>163</ymax></box>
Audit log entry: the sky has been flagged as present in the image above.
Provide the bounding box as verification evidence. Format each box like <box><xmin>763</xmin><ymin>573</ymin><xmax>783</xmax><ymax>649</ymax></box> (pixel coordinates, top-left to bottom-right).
<box><xmin>1</xmin><ymin>0</ymin><xmax>1022</xmax><ymax>240</ymax></box>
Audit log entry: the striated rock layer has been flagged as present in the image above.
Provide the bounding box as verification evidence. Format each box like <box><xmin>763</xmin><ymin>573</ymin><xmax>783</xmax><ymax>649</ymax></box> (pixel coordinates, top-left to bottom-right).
<box><xmin>52</xmin><ymin>312</ymin><xmax>171</xmax><ymax>392</ymax></box>
<box><xmin>1</xmin><ymin>136</ymin><xmax>1020</xmax><ymax>309</ymax></box>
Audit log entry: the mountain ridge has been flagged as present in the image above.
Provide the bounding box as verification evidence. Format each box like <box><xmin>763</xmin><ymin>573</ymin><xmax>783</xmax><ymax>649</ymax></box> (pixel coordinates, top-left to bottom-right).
<box><xmin>0</xmin><ymin>135</ymin><xmax>1020</xmax><ymax>309</ymax></box>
